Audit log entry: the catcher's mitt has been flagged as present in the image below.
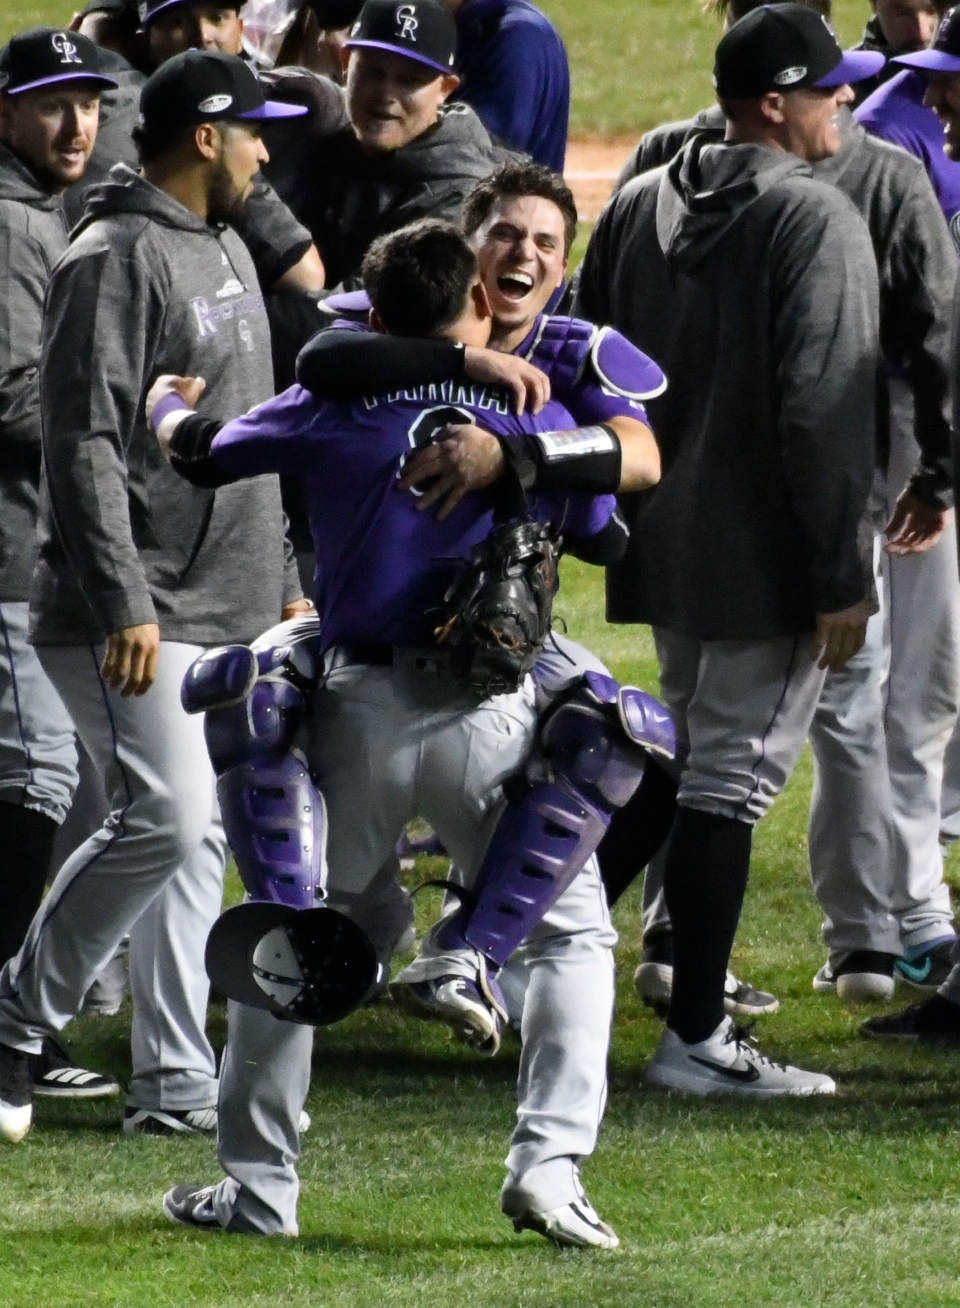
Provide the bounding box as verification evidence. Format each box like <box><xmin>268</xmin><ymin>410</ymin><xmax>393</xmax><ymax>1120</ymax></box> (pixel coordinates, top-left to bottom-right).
<box><xmin>435</xmin><ymin>518</ymin><xmax>559</xmax><ymax>697</ymax></box>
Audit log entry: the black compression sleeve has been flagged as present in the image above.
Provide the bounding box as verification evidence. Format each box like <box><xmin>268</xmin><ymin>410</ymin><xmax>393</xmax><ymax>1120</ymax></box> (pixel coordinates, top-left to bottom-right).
<box><xmin>563</xmin><ymin>510</ymin><xmax>630</xmax><ymax>565</ymax></box>
<box><xmin>167</xmin><ymin>414</ymin><xmax>235</xmax><ymax>488</ymax></box>
<box><xmin>295</xmin><ymin>329</ymin><xmax>469</xmax><ymax>399</ymax></box>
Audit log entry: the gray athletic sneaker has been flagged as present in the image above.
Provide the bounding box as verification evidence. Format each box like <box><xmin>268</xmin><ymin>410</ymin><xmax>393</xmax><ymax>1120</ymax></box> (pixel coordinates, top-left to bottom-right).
<box><xmin>634</xmin><ymin>958</ymin><xmax>778</xmax><ymax>1018</ymax></box>
<box><xmin>645</xmin><ymin>1017</ymin><xmax>836</xmax><ymax>1097</ymax></box>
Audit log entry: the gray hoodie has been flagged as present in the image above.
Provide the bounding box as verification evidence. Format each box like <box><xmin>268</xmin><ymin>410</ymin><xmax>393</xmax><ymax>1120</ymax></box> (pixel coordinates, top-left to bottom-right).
<box><xmin>615</xmin><ymin>109</ymin><xmax>957</xmax><ymax>504</ymax></box>
<box><xmin>576</xmin><ymin>138</ymin><xmax>880</xmax><ymax>640</ymax></box>
<box><xmin>0</xmin><ymin>143</ymin><xmax>69</xmax><ymax>602</ymax></box>
<box><xmin>31</xmin><ymin>164</ymin><xmax>300</xmax><ymax>647</ymax></box>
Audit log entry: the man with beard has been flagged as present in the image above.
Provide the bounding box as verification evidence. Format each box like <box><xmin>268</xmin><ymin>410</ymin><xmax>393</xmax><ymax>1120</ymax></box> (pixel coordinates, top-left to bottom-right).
<box><xmin>0</xmin><ymin>50</ymin><xmax>309</xmax><ymax>1144</ymax></box>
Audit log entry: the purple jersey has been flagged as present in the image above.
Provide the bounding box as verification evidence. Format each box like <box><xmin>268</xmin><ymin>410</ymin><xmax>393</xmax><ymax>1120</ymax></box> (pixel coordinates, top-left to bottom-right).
<box><xmin>210</xmin><ymin>383</ymin><xmax>614</xmax><ymax>650</ymax></box>
<box><xmin>856</xmin><ymin>69</ymin><xmax>960</xmax><ymax>240</ymax></box>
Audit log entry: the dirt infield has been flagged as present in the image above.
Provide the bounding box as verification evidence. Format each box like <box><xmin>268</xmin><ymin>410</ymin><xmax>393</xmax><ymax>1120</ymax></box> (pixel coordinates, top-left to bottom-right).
<box><xmin>564</xmin><ymin>134</ymin><xmax>637</xmax><ymax>220</ymax></box>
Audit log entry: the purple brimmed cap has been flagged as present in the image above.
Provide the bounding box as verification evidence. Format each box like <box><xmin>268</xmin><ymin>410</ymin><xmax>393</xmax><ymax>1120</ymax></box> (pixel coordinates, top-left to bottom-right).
<box><xmin>345</xmin><ymin>0</ymin><xmax>457</xmax><ymax>76</ymax></box>
<box><xmin>714</xmin><ymin>4</ymin><xmax>885</xmax><ymax>98</ymax></box>
<box><xmin>138</xmin><ymin>49</ymin><xmax>306</xmax><ymax>144</ymax></box>
<box><xmin>0</xmin><ymin>28</ymin><xmax>119</xmax><ymax>95</ymax></box>
<box><xmin>138</xmin><ymin>0</ymin><xmax>241</xmax><ymax>24</ymax></box>
<box><xmin>893</xmin><ymin>6</ymin><xmax>960</xmax><ymax>73</ymax></box>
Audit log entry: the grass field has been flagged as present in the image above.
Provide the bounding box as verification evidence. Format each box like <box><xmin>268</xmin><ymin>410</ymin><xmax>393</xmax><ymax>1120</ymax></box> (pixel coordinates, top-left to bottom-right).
<box><xmin>5</xmin><ymin>0</ymin><xmax>960</xmax><ymax>1304</ymax></box>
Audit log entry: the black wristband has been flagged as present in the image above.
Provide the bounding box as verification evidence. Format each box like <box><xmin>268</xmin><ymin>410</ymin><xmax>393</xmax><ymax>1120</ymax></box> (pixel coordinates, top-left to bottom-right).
<box><xmin>168</xmin><ymin>413</ymin><xmax>235</xmax><ymax>488</ymax></box>
<box><xmin>496</xmin><ymin>423</ymin><xmax>622</xmax><ymax>496</ymax></box>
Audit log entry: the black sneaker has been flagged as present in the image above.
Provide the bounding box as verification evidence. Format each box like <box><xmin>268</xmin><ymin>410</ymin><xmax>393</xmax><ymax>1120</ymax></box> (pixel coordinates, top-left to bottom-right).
<box><xmin>31</xmin><ymin>1035</ymin><xmax>121</xmax><ymax>1100</ymax></box>
<box><xmin>860</xmin><ymin>995</ymin><xmax>960</xmax><ymax>1042</ymax></box>
<box><xmin>895</xmin><ymin>940</ymin><xmax>957</xmax><ymax>993</ymax></box>
<box><xmin>813</xmin><ymin>950</ymin><xmax>897</xmax><ymax>1004</ymax></box>
<box><xmin>0</xmin><ymin>1042</ymin><xmax>32</xmax><ymax>1143</ymax></box>
<box><xmin>124</xmin><ymin>1106</ymin><xmax>218</xmax><ymax>1136</ymax></box>
<box><xmin>163</xmin><ymin>1184</ymin><xmax>223</xmax><ymax>1231</ymax></box>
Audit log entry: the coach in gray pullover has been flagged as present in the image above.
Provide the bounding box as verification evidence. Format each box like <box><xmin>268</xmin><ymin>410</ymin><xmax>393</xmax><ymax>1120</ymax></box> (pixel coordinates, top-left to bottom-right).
<box><xmin>0</xmin><ymin>51</ymin><xmax>309</xmax><ymax>1146</ymax></box>
<box><xmin>574</xmin><ymin>5</ymin><xmax>882</xmax><ymax>1097</ymax></box>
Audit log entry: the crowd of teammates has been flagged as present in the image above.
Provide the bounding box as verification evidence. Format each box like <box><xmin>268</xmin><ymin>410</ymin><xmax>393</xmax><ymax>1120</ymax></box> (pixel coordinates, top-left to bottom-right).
<box><xmin>2</xmin><ymin>0</ymin><xmax>960</xmax><ymax>1253</ymax></box>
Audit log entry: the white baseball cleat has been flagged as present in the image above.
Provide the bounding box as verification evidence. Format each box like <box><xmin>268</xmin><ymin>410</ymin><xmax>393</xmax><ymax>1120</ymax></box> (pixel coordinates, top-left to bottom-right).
<box><xmin>503</xmin><ymin>1173</ymin><xmax>619</xmax><ymax>1249</ymax></box>
<box><xmin>645</xmin><ymin>1017</ymin><xmax>836</xmax><ymax>1098</ymax></box>
<box><xmin>0</xmin><ymin>1043</ymin><xmax>33</xmax><ymax>1143</ymax></box>
<box><xmin>391</xmin><ymin>956</ymin><xmax>508</xmax><ymax>1055</ymax></box>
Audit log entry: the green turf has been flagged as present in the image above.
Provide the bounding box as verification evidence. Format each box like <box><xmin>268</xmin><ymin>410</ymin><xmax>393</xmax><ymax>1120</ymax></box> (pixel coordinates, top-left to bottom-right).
<box><xmin>3</xmin><ymin>560</ymin><xmax>960</xmax><ymax>1308</ymax></box>
<box><xmin>4</xmin><ymin>2</ymin><xmax>960</xmax><ymax>1304</ymax></box>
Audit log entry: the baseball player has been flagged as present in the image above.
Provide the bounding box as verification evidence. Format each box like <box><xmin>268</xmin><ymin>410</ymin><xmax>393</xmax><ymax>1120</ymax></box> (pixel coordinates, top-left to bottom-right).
<box><xmin>576</xmin><ymin>5</ymin><xmax>882</xmax><ymax>1095</ymax></box>
<box><xmin>0</xmin><ymin>50</ymin><xmax>307</xmax><ymax>1146</ymax></box>
<box><xmin>151</xmin><ymin>218</ymin><xmax>662</xmax><ymax>1247</ymax></box>
<box><xmin>611</xmin><ymin>0</ymin><xmax>959</xmax><ymax>1011</ymax></box>
<box><xmin>0</xmin><ymin>27</ymin><xmax>128</xmax><ymax>1099</ymax></box>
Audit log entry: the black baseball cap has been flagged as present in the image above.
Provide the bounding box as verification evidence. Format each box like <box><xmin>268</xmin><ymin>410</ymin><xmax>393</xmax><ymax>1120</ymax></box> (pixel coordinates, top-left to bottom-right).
<box><xmin>0</xmin><ymin>27</ymin><xmax>119</xmax><ymax>95</ymax></box>
<box><xmin>138</xmin><ymin>49</ymin><xmax>306</xmax><ymax>143</ymax></box>
<box><xmin>345</xmin><ymin>0</ymin><xmax>457</xmax><ymax>76</ymax></box>
<box><xmin>714</xmin><ymin>4</ymin><xmax>885</xmax><ymax>98</ymax></box>
<box><xmin>894</xmin><ymin>5</ymin><xmax>960</xmax><ymax>72</ymax></box>
<box><xmin>139</xmin><ymin>0</ymin><xmax>242</xmax><ymax>26</ymax></box>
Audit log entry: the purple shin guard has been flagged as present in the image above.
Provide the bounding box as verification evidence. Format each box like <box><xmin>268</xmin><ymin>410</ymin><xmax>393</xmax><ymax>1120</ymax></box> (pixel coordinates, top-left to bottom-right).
<box><xmin>440</xmin><ymin>676</ymin><xmax>674</xmax><ymax>967</ymax></box>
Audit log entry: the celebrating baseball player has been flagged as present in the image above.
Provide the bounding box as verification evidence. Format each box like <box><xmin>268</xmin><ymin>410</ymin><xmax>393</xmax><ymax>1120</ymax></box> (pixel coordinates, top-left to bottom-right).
<box><xmin>145</xmin><ymin>217</ymin><xmax>665</xmax><ymax>1247</ymax></box>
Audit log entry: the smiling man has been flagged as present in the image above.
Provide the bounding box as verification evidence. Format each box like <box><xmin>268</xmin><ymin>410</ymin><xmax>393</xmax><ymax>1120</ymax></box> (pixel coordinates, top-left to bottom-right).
<box><xmin>286</xmin><ymin>0</ymin><xmax>508</xmax><ymax>288</ymax></box>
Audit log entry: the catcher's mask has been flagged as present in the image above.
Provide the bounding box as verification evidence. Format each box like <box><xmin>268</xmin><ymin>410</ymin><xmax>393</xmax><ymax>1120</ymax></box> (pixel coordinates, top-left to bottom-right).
<box><xmin>206</xmin><ymin>902</ymin><xmax>380</xmax><ymax>1025</ymax></box>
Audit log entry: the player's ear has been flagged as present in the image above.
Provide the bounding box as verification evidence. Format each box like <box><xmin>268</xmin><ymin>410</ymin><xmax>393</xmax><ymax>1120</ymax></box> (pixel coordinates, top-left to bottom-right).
<box><xmin>194</xmin><ymin>121</ymin><xmax>221</xmax><ymax>161</ymax></box>
<box><xmin>469</xmin><ymin>276</ymin><xmax>493</xmax><ymax>322</ymax></box>
<box><xmin>369</xmin><ymin>308</ymin><xmax>387</xmax><ymax>334</ymax></box>
<box><xmin>438</xmin><ymin>72</ymin><xmax>460</xmax><ymax>102</ymax></box>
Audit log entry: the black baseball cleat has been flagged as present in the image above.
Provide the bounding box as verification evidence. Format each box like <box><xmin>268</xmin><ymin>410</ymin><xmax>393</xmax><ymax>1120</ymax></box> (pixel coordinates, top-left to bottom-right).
<box><xmin>860</xmin><ymin>995</ymin><xmax>960</xmax><ymax>1042</ymax></box>
<box><xmin>31</xmin><ymin>1035</ymin><xmax>120</xmax><ymax>1099</ymax></box>
<box><xmin>813</xmin><ymin>950</ymin><xmax>897</xmax><ymax>1004</ymax></box>
<box><xmin>124</xmin><ymin>1106</ymin><xmax>218</xmax><ymax>1136</ymax></box>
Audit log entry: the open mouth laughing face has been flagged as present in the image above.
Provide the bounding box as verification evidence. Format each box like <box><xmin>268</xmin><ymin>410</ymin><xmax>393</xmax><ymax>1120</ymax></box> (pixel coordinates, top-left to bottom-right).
<box><xmin>470</xmin><ymin>194</ymin><xmax>569</xmax><ymax>344</ymax></box>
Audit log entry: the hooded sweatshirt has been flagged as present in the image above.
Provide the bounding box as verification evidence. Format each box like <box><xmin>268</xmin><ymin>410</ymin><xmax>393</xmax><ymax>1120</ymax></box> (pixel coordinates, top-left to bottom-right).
<box><xmin>0</xmin><ymin>143</ymin><xmax>69</xmax><ymax>602</ymax></box>
<box><xmin>292</xmin><ymin>102</ymin><xmax>512</xmax><ymax>288</ymax></box>
<box><xmin>576</xmin><ymin>137</ymin><xmax>880</xmax><ymax>640</ymax></box>
<box><xmin>31</xmin><ymin>164</ymin><xmax>300</xmax><ymax>647</ymax></box>
<box><xmin>614</xmin><ymin>110</ymin><xmax>956</xmax><ymax>507</ymax></box>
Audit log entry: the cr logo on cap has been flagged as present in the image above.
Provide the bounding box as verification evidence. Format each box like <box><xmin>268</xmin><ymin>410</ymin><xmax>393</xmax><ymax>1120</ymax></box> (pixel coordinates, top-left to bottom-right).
<box><xmin>198</xmin><ymin>93</ymin><xmax>234</xmax><ymax>112</ymax></box>
<box><xmin>773</xmin><ymin>65</ymin><xmax>807</xmax><ymax>85</ymax></box>
<box><xmin>395</xmin><ymin>3</ymin><xmax>419</xmax><ymax>40</ymax></box>
<box><xmin>51</xmin><ymin>32</ymin><xmax>83</xmax><ymax>65</ymax></box>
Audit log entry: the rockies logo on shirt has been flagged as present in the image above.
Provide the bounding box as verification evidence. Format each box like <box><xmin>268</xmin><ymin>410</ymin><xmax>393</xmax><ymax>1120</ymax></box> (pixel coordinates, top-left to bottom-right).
<box><xmin>51</xmin><ymin>31</ymin><xmax>83</xmax><ymax>64</ymax></box>
<box><xmin>395</xmin><ymin>4</ymin><xmax>419</xmax><ymax>40</ymax></box>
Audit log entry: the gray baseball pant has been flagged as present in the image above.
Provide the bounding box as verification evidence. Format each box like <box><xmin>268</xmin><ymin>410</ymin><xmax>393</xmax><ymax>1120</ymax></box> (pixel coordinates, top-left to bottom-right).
<box><xmin>0</xmin><ymin>641</ymin><xmax>225</xmax><ymax>1110</ymax></box>
<box><xmin>210</xmin><ymin>652</ymin><xmax>616</xmax><ymax>1235</ymax></box>
<box><xmin>0</xmin><ymin>601</ymin><xmax>76</xmax><ymax>823</ymax></box>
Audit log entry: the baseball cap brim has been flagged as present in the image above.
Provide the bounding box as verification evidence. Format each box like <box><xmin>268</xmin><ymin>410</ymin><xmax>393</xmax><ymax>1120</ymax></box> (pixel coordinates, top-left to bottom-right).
<box><xmin>8</xmin><ymin>70</ymin><xmax>119</xmax><ymax>94</ymax></box>
<box><xmin>343</xmin><ymin>37</ymin><xmax>451</xmax><ymax>76</ymax></box>
<box><xmin>814</xmin><ymin>49</ymin><xmax>886</xmax><ymax>87</ymax></box>
<box><xmin>142</xmin><ymin>0</ymin><xmax>238</xmax><ymax>22</ymax></box>
<box><xmin>238</xmin><ymin>100</ymin><xmax>308</xmax><ymax>118</ymax></box>
<box><xmin>893</xmin><ymin>47</ymin><xmax>960</xmax><ymax>73</ymax></box>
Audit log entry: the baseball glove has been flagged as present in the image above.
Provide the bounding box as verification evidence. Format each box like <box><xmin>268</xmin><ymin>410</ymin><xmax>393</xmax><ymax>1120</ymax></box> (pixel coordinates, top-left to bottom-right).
<box><xmin>435</xmin><ymin>518</ymin><xmax>560</xmax><ymax>697</ymax></box>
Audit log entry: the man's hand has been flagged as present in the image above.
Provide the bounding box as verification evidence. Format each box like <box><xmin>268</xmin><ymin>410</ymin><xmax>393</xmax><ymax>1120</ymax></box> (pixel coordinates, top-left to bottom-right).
<box><xmin>463</xmin><ymin>347</ymin><xmax>550</xmax><ymax>415</ymax></box>
<box><xmin>884</xmin><ymin>492</ymin><xmax>951</xmax><ymax>556</ymax></box>
<box><xmin>813</xmin><ymin>600</ymin><xmax>872</xmax><ymax>671</ymax></box>
<box><xmin>101</xmin><ymin>624</ymin><xmax>161</xmax><ymax>697</ymax></box>
<box><xmin>397</xmin><ymin>423</ymin><xmax>506</xmax><ymax>520</ymax></box>
<box><xmin>281</xmin><ymin>598</ymin><xmax>315</xmax><ymax>621</ymax></box>
<box><xmin>145</xmin><ymin>374</ymin><xmax>206</xmax><ymax>424</ymax></box>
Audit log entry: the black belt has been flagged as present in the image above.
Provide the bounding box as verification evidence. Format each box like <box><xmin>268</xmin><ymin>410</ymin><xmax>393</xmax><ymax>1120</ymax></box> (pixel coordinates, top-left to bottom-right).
<box><xmin>327</xmin><ymin>642</ymin><xmax>394</xmax><ymax>670</ymax></box>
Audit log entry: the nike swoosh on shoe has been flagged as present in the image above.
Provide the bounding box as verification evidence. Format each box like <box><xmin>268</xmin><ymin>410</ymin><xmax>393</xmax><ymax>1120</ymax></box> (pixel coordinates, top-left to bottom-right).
<box><xmin>689</xmin><ymin>1055</ymin><xmax>761</xmax><ymax>1083</ymax></box>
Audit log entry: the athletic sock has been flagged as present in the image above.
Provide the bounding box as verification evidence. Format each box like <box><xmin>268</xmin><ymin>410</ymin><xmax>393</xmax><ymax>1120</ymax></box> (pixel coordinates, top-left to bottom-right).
<box><xmin>0</xmin><ymin>801</ymin><xmax>58</xmax><ymax>967</ymax></box>
<box><xmin>663</xmin><ymin>806</ymin><xmax>753</xmax><ymax>1045</ymax></box>
<box><xmin>598</xmin><ymin>759</ymin><xmax>679</xmax><ymax>908</ymax></box>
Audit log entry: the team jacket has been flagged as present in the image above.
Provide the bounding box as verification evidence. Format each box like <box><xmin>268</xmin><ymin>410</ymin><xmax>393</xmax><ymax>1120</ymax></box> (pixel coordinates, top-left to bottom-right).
<box><xmin>172</xmin><ymin>384</ymin><xmax>616</xmax><ymax>651</ymax></box>
<box><xmin>612</xmin><ymin>109</ymin><xmax>956</xmax><ymax>511</ymax></box>
<box><xmin>0</xmin><ymin>144</ymin><xmax>69</xmax><ymax>603</ymax></box>
<box><xmin>31</xmin><ymin>165</ymin><xmax>300</xmax><ymax>648</ymax></box>
<box><xmin>285</xmin><ymin>103</ymin><xmax>512</xmax><ymax>289</ymax></box>
<box><xmin>450</xmin><ymin>0</ymin><xmax>570</xmax><ymax>172</ymax></box>
<box><xmin>577</xmin><ymin>137</ymin><xmax>880</xmax><ymax>641</ymax></box>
